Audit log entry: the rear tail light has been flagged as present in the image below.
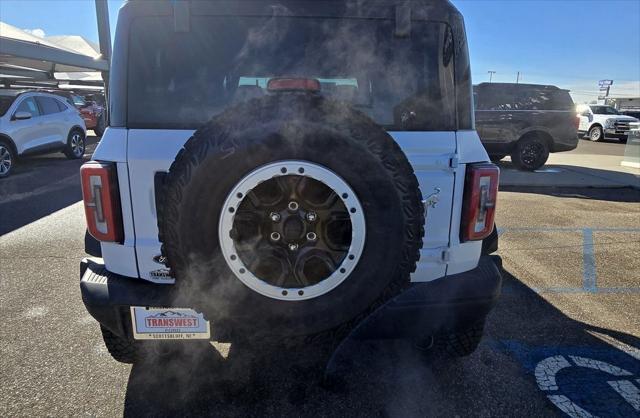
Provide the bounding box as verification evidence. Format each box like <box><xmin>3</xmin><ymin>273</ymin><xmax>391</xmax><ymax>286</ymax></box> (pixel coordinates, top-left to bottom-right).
<box><xmin>574</xmin><ymin>115</ymin><xmax>580</xmax><ymax>130</ymax></box>
<box><xmin>461</xmin><ymin>163</ymin><xmax>499</xmax><ymax>242</ymax></box>
<box><xmin>267</xmin><ymin>77</ymin><xmax>320</xmax><ymax>92</ymax></box>
<box><xmin>80</xmin><ymin>161</ymin><xmax>123</xmax><ymax>243</ymax></box>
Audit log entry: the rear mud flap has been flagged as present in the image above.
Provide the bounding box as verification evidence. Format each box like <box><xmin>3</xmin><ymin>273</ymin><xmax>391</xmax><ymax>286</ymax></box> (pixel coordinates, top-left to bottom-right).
<box><xmin>323</xmin><ymin>256</ymin><xmax>502</xmax><ymax>382</ymax></box>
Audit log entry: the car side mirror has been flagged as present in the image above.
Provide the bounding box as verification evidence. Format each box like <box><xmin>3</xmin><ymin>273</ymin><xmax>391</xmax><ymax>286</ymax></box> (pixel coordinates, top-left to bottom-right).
<box><xmin>13</xmin><ymin>111</ymin><xmax>32</xmax><ymax>121</ymax></box>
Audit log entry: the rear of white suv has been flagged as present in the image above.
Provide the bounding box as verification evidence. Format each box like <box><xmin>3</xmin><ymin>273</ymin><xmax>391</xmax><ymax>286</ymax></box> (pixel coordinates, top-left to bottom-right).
<box><xmin>80</xmin><ymin>0</ymin><xmax>502</xmax><ymax>364</ymax></box>
<box><xmin>0</xmin><ymin>90</ymin><xmax>87</xmax><ymax>178</ymax></box>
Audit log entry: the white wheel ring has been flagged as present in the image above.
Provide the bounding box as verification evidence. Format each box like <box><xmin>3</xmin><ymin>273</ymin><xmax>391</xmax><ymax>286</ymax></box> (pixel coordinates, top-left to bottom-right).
<box><xmin>218</xmin><ymin>160</ymin><xmax>366</xmax><ymax>301</ymax></box>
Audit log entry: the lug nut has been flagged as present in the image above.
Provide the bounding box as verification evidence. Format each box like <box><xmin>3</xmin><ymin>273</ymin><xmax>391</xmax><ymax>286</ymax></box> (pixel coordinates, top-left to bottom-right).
<box><xmin>270</xmin><ymin>212</ymin><xmax>281</xmax><ymax>222</ymax></box>
<box><xmin>287</xmin><ymin>201</ymin><xmax>299</xmax><ymax>212</ymax></box>
<box><xmin>270</xmin><ymin>232</ymin><xmax>281</xmax><ymax>241</ymax></box>
<box><xmin>288</xmin><ymin>243</ymin><xmax>299</xmax><ymax>251</ymax></box>
<box><xmin>306</xmin><ymin>211</ymin><xmax>317</xmax><ymax>222</ymax></box>
<box><xmin>306</xmin><ymin>232</ymin><xmax>317</xmax><ymax>241</ymax></box>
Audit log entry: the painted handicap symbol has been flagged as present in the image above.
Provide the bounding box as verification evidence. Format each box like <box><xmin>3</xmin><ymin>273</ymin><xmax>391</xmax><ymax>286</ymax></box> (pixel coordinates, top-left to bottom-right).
<box><xmin>536</xmin><ymin>355</ymin><xmax>640</xmax><ymax>417</ymax></box>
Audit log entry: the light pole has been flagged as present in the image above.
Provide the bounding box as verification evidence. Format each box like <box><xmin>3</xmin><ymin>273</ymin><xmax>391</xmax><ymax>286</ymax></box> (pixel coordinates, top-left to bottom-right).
<box><xmin>516</xmin><ymin>71</ymin><xmax>521</xmax><ymax>84</ymax></box>
<box><xmin>488</xmin><ymin>71</ymin><xmax>496</xmax><ymax>83</ymax></box>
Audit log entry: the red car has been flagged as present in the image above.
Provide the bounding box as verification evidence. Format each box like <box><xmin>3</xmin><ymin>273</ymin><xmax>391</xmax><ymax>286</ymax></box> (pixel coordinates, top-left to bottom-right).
<box><xmin>46</xmin><ymin>90</ymin><xmax>105</xmax><ymax>136</ymax></box>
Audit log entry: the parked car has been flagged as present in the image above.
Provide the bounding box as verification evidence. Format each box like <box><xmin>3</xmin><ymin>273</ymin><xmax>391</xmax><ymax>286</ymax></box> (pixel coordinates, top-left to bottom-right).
<box><xmin>577</xmin><ymin>105</ymin><xmax>639</xmax><ymax>143</ymax></box>
<box><xmin>474</xmin><ymin>83</ymin><xmax>579</xmax><ymax>170</ymax></box>
<box><xmin>46</xmin><ymin>89</ymin><xmax>105</xmax><ymax>137</ymax></box>
<box><xmin>80</xmin><ymin>0</ymin><xmax>502</xmax><ymax>365</ymax></box>
<box><xmin>0</xmin><ymin>89</ymin><xmax>87</xmax><ymax>178</ymax></box>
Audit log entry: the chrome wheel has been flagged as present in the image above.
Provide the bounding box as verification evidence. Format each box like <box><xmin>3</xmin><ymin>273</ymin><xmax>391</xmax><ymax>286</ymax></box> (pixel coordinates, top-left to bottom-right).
<box><xmin>589</xmin><ymin>126</ymin><xmax>602</xmax><ymax>142</ymax></box>
<box><xmin>0</xmin><ymin>145</ymin><xmax>12</xmax><ymax>176</ymax></box>
<box><xmin>71</xmin><ymin>132</ymin><xmax>85</xmax><ymax>157</ymax></box>
<box><xmin>219</xmin><ymin>161</ymin><xmax>366</xmax><ymax>301</ymax></box>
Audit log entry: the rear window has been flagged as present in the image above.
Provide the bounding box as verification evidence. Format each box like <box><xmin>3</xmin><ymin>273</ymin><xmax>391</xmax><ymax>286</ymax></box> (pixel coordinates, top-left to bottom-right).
<box><xmin>475</xmin><ymin>86</ymin><xmax>574</xmax><ymax>111</ymax></box>
<box><xmin>127</xmin><ymin>16</ymin><xmax>456</xmax><ymax>131</ymax></box>
<box><xmin>71</xmin><ymin>94</ymin><xmax>86</xmax><ymax>107</ymax></box>
<box><xmin>36</xmin><ymin>97</ymin><xmax>63</xmax><ymax>115</ymax></box>
<box><xmin>55</xmin><ymin>99</ymin><xmax>68</xmax><ymax>112</ymax></box>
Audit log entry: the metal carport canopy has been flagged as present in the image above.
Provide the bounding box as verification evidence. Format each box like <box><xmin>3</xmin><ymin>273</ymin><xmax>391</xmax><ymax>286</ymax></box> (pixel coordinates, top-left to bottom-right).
<box><xmin>0</xmin><ymin>27</ymin><xmax>109</xmax><ymax>78</ymax></box>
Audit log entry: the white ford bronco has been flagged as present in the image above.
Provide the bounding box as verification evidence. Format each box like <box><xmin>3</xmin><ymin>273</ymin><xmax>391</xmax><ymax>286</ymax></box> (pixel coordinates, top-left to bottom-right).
<box><xmin>80</xmin><ymin>0</ymin><xmax>502</xmax><ymax>364</ymax></box>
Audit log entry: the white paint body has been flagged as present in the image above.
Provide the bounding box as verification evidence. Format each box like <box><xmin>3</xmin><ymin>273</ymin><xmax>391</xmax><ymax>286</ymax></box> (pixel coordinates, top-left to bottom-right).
<box><xmin>0</xmin><ymin>91</ymin><xmax>86</xmax><ymax>154</ymax></box>
<box><xmin>92</xmin><ymin>127</ymin><xmax>489</xmax><ymax>284</ymax></box>
<box><xmin>576</xmin><ymin>105</ymin><xmax>639</xmax><ymax>135</ymax></box>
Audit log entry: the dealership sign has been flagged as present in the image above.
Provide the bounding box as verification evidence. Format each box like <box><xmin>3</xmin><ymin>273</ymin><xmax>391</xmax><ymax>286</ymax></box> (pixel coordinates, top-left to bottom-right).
<box><xmin>130</xmin><ymin>307</ymin><xmax>211</xmax><ymax>340</ymax></box>
<box><xmin>598</xmin><ymin>80</ymin><xmax>613</xmax><ymax>87</ymax></box>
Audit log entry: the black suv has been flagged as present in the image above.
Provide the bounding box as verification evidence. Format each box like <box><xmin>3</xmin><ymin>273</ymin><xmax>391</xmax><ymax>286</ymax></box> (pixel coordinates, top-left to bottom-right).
<box><xmin>474</xmin><ymin>83</ymin><xmax>579</xmax><ymax>170</ymax></box>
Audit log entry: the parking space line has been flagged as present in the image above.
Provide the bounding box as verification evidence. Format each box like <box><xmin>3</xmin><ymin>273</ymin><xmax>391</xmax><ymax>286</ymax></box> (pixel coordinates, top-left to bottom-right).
<box><xmin>582</xmin><ymin>228</ymin><xmax>597</xmax><ymax>292</ymax></box>
<box><xmin>521</xmin><ymin>287</ymin><xmax>640</xmax><ymax>294</ymax></box>
<box><xmin>500</xmin><ymin>227</ymin><xmax>640</xmax><ymax>233</ymax></box>
<box><xmin>499</xmin><ymin>226</ymin><xmax>640</xmax><ymax>294</ymax></box>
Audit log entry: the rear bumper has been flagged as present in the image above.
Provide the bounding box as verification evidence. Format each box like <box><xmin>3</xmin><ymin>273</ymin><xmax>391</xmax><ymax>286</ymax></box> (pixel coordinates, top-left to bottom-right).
<box><xmin>80</xmin><ymin>259</ymin><xmax>175</xmax><ymax>339</ymax></box>
<box><xmin>80</xmin><ymin>255</ymin><xmax>502</xmax><ymax>341</ymax></box>
<box><xmin>552</xmin><ymin>135</ymin><xmax>579</xmax><ymax>152</ymax></box>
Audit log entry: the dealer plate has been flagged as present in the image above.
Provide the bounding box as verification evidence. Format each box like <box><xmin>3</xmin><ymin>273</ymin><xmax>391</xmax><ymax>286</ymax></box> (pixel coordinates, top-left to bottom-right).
<box><xmin>130</xmin><ymin>307</ymin><xmax>211</xmax><ymax>340</ymax></box>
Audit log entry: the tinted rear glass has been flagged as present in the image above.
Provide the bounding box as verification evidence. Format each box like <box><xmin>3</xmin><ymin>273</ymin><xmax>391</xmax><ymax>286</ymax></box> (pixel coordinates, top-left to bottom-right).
<box><xmin>128</xmin><ymin>16</ymin><xmax>456</xmax><ymax>131</ymax></box>
<box><xmin>36</xmin><ymin>97</ymin><xmax>62</xmax><ymax>115</ymax></box>
<box><xmin>475</xmin><ymin>86</ymin><xmax>574</xmax><ymax>111</ymax></box>
<box><xmin>55</xmin><ymin>99</ymin><xmax>68</xmax><ymax>112</ymax></box>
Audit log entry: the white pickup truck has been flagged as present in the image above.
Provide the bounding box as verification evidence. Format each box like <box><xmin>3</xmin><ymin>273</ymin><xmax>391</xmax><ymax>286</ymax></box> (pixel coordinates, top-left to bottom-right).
<box><xmin>577</xmin><ymin>104</ymin><xmax>639</xmax><ymax>142</ymax></box>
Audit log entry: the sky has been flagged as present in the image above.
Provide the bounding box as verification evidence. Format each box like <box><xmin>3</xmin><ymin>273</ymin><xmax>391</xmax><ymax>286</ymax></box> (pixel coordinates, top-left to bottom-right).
<box><xmin>1</xmin><ymin>0</ymin><xmax>638</xmax><ymax>103</ymax></box>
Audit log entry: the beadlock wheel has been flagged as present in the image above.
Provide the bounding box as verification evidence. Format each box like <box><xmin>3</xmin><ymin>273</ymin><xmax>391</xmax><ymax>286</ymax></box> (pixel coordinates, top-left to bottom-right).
<box><xmin>219</xmin><ymin>161</ymin><xmax>365</xmax><ymax>301</ymax></box>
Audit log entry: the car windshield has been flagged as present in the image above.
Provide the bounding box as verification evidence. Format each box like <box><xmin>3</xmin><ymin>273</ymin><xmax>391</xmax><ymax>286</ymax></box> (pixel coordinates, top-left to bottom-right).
<box><xmin>128</xmin><ymin>16</ymin><xmax>456</xmax><ymax>131</ymax></box>
<box><xmin>0</xmin><ymin>95</ymin><xmax>17</xmax><ymax>116</ymax></box>
<box><xmin>590</xmin><ymin>106</ymin><xmax>620</xmax><ymax>115</ymax></box>
<box><xmin>71</xmin><ymin>94</ymin><xmax>86</xmax><ymax>107</ymax></box>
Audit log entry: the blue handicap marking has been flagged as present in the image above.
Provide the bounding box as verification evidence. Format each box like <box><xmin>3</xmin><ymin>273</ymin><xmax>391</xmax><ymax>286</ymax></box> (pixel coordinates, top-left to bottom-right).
<box><xmin>495</xmin><ymin>341</ymin><xmax>640</xmax><ymax>417</ymax></box>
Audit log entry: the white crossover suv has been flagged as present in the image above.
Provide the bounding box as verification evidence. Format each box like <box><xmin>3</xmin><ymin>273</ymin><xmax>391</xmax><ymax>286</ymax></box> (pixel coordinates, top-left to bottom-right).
<box><xmin>0</xmin><ymin>89</ymin><xmax>87</xmax><ymax>178</ymax></box>
<box><xmin>79</xmin><ymin>0</ymin><xmax>502</xmax><ymax>365</ymax></box>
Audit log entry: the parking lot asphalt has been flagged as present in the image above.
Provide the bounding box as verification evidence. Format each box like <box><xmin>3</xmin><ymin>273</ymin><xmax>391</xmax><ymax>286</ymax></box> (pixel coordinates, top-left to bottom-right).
<box><xmin>499</xmin><ymin>138</ymin><xmax>640</xmax><ymax>189</ymax></box>
<box><xmin>0</xmin><ymin>139</ymin><xmax>639</xmax><ymax>417</ymax></box>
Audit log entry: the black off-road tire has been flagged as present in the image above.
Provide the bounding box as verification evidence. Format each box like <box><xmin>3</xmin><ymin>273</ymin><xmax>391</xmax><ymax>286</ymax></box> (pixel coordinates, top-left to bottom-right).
<box><xmin>100</xmin><ymin>326</ymin><xmax>137</xmax><ymax>364</ymax></box>
<box><xmin>511</xmin><ymin>134</ymin><xmax>549</xmax><ymax>171</ymax></box>
<box><xmin>438</xmin><ymin>321</ymin><xmax>485</xmax><ymax>357</ymax></box>
<box><xmin>157</xmin><ymin>94</ymin><xmax>424</xmax><ymax>342</ymax></box>
<box><xmin>63</xmin><ymin>128</ymin><xmax>86</xmax><ymax>159</ymax></box>
<box><xmin>94</xmin><ymin>113</ymin><xmax>106</xmax><ymax>137</ymax></box>
<box><xmin>0</xmin><ymin>139</ymin><xmax>16</xmax><ymax>178</ymax></box>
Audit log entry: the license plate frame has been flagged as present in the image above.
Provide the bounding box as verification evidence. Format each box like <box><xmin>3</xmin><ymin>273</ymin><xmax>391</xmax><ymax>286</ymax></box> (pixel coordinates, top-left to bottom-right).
<box><xmin>130</xmin><ymin>307</ymin><xmax>211</xmax><ymax>340</ymax></box>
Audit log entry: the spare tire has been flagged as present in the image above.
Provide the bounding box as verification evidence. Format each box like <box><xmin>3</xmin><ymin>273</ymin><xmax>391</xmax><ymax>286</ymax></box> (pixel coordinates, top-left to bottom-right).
<box><xmin>158</xmin><ymin>93</ymin><xmax>423</xmax><ymax>339</ymax></box>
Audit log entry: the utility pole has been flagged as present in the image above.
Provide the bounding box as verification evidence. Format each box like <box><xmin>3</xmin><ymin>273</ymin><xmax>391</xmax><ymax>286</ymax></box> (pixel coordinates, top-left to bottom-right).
<box><xmin>516</xmin><ymin>71</ymin><xmax>521</xmax><ymax>84</ymax></box>
<box><xmin>488</xmin><ymin>71</ymin><xmax>496</xmax><ymax>83</ymax></box>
